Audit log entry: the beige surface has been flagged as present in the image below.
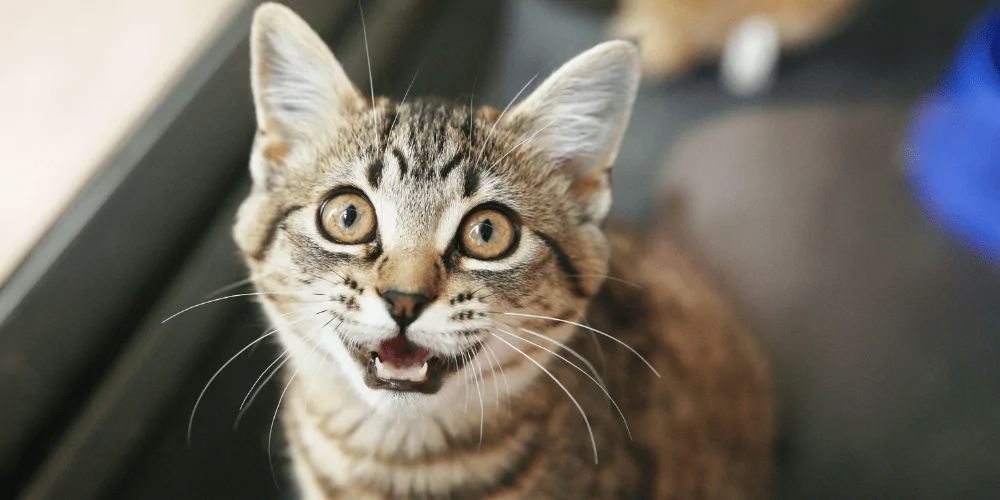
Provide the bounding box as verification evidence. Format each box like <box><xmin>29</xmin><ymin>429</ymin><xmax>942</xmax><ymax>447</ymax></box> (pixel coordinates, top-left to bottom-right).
<box><xmin>0</xmin><ymin>0</ymin><xmax>245</xmax><ymax>283</ymax></box>
<box><xmin>655</xmin><ymin>103</ymin><xmax>1000</xmax><ymax>497</ymax></box>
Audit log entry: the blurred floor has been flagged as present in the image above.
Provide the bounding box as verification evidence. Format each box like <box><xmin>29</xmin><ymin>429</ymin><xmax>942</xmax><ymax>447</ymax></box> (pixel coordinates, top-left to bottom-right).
<box><xmin>0</xmin><ymin>0</ymin><xmax>244</xmax><ymax>283</ymax></box>
<box><xmin>662</xmin><ymin>105</ymin><xmax>1000</xmax><ymax>499</ymax></box>
<box><xmin>489</xmin><ymin>0</ymin><xmax>1000</xmax><ymax>498</ymax></box>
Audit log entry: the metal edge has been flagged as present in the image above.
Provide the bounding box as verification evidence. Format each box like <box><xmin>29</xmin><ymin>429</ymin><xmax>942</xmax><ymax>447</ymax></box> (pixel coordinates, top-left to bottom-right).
<box><xmin>0</xmin><ymin>3</ymin><xmax>251</xmax><ymax>326</ymax></box>
<box><xmin>15</xmin><ymin>0</ymin><xmax>448</xmax><ymax>498</ymax></box>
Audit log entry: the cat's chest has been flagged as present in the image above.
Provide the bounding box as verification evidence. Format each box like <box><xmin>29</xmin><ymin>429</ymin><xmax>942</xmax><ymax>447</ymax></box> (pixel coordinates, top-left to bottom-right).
<box><xmin>282</xmin><ymin>366</ymin><xmax>642</xmax><ymax>499</ymax></box>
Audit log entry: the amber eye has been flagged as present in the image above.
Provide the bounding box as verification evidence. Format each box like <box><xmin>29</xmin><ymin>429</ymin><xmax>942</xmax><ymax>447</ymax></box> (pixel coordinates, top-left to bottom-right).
<box><xmin>318</xmin><ymin>191</ymin><xmax>376</xmax><ymax>244</ymax></box>
<box><xmin>459</xmin><ymin>207</ymin><xmax>518</xmax><ymax>260</ymax></box>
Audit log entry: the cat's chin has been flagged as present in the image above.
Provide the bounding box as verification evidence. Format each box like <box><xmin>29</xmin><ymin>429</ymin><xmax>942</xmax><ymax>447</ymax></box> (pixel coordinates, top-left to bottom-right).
<box><xmin>347</xmin><ymin>334</ymin><xmax>479</xmax><ymax>396</ymax></box>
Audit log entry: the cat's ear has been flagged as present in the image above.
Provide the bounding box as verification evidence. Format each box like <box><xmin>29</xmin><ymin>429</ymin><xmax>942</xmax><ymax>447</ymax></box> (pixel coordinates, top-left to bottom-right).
<box><xmin>250</xmin><ymin>3</ymin><xmax>363</xmax><ymax>150</ymax></box>
<box><xmin>506</xmin><ymin>40</ymin><xmax>640</xmax><ymax>222</ymax></box>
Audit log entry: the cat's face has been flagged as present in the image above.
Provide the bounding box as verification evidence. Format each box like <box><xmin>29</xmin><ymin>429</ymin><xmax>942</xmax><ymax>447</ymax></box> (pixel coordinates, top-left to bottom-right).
<box><xmin>234</xmin><ymin>4</ymin><xmax>638</xmax><ymax>415</ymax></box>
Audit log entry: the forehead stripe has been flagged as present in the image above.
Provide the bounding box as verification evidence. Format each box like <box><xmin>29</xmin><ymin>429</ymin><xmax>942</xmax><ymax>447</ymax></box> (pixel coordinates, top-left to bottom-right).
<box><xmin>391</xmin><ymin>147</ymin><xmax>409</xmax><ymax>179</ymax></box>
<box><xmin>367</xmin><ymin>159</ymin><xmax>384</xmax><ymax>189</ymax></box>
<box><xmin>533</xmin><ymin>230</ymin><xmax>588</xmax><ymax>298</ymax></box>
<box><xmin>380</xmin><ymin>103</ymin><xmax>397</xmax><ymax>143</ymax></box>
<box><xmin>462</xmin><ymin>167</ymin><xmax>480</xmax><ymax>199</ymax></box>
<box><xmin>439</xmin><ymin>151</ymin><xmax>464</xmax><ymax>180</ymax></box>
<box><xmin>252</xmin><ymin>204</ymin><xmax>303</xmax><ymax>261</ymax></box>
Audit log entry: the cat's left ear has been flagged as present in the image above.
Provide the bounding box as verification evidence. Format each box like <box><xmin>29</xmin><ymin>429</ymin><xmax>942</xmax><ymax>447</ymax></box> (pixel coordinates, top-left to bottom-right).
<box><xmin>506</xmin><ymin>40</ymin><xmax>640</xmax><ymax>222</ymax></box>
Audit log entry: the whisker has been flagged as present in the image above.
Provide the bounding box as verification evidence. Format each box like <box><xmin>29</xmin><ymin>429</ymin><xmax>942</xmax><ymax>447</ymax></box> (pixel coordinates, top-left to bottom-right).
<box><xmin>257</xmin><ymin>258</ymin><xmax>362</xmax><ymax>288</ymax></box>
<box><xmin>483</xmin><ymin>342</ymin><xmax>511</xmax><ymax>418</ymax></box>
<box><xmin>488</xmin><ymin>117</ymin><xmax>557</xmax><ymax>170</ymax></box>
<box><xmin>381</xmin><ymin>68</ymin><xmax>419</xmax><ymax>157</ymax></box>
<box><xmin>247</xmin><ymin>305</ymin><xmax>328</xmax><ymax>357</ymax></box>
<box><xmin>476</xmin><ymin>73</ymin><xmax>539</xmax><ymax>164</ymax></box>
<box><xmin>492</xmin><ymin>312</ymin><xmax>660</xmax><ymax>378</ymax></box>
<box><xmin>490</xmin><ymin>331</ymin><xmax>599</xmax><ymax>464</ymax></box>
<box><xmin>357</xmin><ymin>1</ymin><xmax>378</xmax><ymax>152</ymax></box>
<box><xmin>238</xmin><ymin>314</ymin><xmax>333</xmax><ymax>427</ymax></box>
<box><xmin>493</xmin><ymin>326</ymin><xmax>631</xmax><ymax>440</ymax></box>
<box><xmin>203</xmin><ymin>275</ymin><xmax>262</xmax><ymax>298</ymax></box>
<box><xmin>269</xmin><ymin>368</ymin><xmax>298</xmax><ymax>488</ymax></box>
<box><xmin>279</xmin><ymin>298</ymin><xmax>344</xmax><ymax>304</ymax></box>
<box><xmin>275</xmin><ymin>305</ymin><xmax>326</xmax><ymax>318</ymax></box>
<box><xmin>185</xmin><ymin>311</ymin><xmax>322</xmax><ymax>444</ymax></box>
<box><xmin>163</xmin><ymin>292</ymin><xmax>324</xmax><ymax>323</ymax></box>
<box><xmin>566</xmin><ymin>274</ymin><xmax>644</xmax><ymax>290</ymax></box>
<box><xmin>462</xmin><ymin>351</ymin><xmax>471</xmax><ymax>415</ymax></box>
<box><xmin>588</xmin><ymin>332</ymin><xmax>606</xmax><ymax>379</ymax></box>
<box><xmin>484</xmin><ymin>317</ymin><xmax>606</xmax><ymax>391</ymax></box>
<box><xmin>241</xmin><ymin>348</ymin><xmax>292</xmax><ymax>409</ymax></box>
<box><xmin>468</xmin><ymin>72</ymin><xmax>477</xmax><ymax>147</ymax></box>
<box><xmin>235</xmin><ymin>354</ymin><xmax>291</xmax><ymax>429</ymax></box>
<box><xmin>471</xmin><ymin>348</ymin><xmax>485</xmax><ymax>449</ymax></box>
<box><xmin>305</xmin><ymin>351</ymin><xmax>330</xmax><ymax>411</ymax></box>
<box><xmin>580</xmin><ymin>314</ymin><xmax>607</xmax><ymax>380</ymax></box>
<box><xmin>479</xmin><ymin>340</ymin><xmax>500</xmax><ymax>412</ymax></box>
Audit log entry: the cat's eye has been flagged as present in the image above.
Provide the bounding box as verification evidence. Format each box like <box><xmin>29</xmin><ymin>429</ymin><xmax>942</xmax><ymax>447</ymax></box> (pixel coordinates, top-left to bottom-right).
<box><xmin>458</xmin><ymin>207</ymin><xmax>518</xmax><ymax>260</ymax></box>
<box><xmin>318</xmin><ymin>190</ymin><xmax>376</xmax><ymax>244</ymax></box>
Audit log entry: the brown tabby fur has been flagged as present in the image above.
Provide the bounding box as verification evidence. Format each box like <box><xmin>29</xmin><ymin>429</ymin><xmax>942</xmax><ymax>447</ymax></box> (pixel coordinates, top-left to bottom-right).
<box><xmin>233</xmin><ymin>4</ymin><xmax>773</xmax><ymax>498</ymax></box>
<box><xmin>275</xmin><ymin>231</ymin><xmax>772</xmax><ymax>499</ymax></box>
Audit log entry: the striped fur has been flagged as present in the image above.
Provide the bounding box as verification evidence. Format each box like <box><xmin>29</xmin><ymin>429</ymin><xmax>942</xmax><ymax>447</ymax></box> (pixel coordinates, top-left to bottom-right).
<box><xmin>233</xmin><ymin>4</ymin><xmax>773</xmax><ymax>499</ymax></box>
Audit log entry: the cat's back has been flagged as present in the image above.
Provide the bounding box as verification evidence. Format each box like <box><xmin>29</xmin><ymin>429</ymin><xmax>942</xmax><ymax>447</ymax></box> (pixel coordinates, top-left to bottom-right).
<box><xmin>591</xmin><ymin>226</ymin><xmax>774</xmax><ymax>499</ymax></box>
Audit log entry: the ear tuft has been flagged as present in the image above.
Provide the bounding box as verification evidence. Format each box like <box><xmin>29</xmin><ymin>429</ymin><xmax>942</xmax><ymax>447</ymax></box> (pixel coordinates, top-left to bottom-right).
<box><xmin>506</xmin><ymin>40</ymin><xmax>641</xmax><ymax>222</ymax></box>
<box><xmin>507</xmin><ymin>40</ymin><xmax>640</xmax><ymax>172</ymax></box>
<box><xmin>250</xmin><ymin>3</ymin><xmax>362</xmax><ymax>146</ymax></box>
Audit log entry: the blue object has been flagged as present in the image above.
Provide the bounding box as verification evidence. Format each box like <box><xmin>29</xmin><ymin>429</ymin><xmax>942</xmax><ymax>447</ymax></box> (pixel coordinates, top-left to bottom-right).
<box><xmin>905</xmin><ymin>3</ymin><xmax>1000</xmax><ymax>264</ymax></box>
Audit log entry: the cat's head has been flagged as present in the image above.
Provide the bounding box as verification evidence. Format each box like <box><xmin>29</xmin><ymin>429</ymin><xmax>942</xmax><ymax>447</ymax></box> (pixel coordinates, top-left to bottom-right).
<box><xmin>234</xmin><ymin>3</ymin><xmax>639</xmax><ymax>415</ymax></box>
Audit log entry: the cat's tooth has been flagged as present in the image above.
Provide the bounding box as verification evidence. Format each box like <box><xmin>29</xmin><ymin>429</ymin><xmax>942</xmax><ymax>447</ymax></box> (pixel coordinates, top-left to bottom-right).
<box><xmin>375</xmin><ymin>356</ymin><xmax>387</xmax><ymax>378</ymax></box>
<box><xmin>418</xmin><ymin>362</ymin><xmax>428</xmax><ymax>378</ymax></box>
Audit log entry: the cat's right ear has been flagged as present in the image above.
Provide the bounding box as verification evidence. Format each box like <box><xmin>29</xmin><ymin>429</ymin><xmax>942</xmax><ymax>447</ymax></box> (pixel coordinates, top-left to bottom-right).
<box><xmin>503</xmin><ymin>40</ymin><xmax>640</xmax><ymax>223</ymax></box>
<box><xmin>250</xmin><ymin>3</ymin><xmax>362</xmax><ymax>164</ymax></box>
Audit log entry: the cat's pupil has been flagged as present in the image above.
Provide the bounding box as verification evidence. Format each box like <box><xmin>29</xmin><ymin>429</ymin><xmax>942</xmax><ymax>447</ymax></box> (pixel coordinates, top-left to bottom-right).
<box><xmin>479</xmin><ymin>219</ymin><xmax>493</xmax><ymax>242</ymax></box>
<box><xmin>341</xmin><ymin>205</ymin><xmax>358</xmax><ymax>228</ymax></box>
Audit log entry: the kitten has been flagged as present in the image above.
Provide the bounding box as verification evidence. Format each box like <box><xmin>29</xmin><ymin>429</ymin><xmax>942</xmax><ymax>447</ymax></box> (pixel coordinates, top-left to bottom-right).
<box><xmin>233</xmin><ymin>3</ymin><xmax>773</xmax><ymax>498</ymax></box>
<box><xmin>611</xmin><ymin>0</ymin><xmax>859</xmax><ymax>94</ymax></box>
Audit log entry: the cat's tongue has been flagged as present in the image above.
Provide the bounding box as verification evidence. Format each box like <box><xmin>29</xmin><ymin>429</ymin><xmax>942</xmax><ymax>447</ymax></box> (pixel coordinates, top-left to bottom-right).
<box><xmin>375</xmin><ymin>336</ymin><xmax>430</xmax><ymax>382</ymax></box>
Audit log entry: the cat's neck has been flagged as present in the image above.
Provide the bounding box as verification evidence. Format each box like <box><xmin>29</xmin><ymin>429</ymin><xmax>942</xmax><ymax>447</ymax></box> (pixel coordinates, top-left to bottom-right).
<box><xmin>283</xmin><ymin>346</ymin><xmax>549</xmax><ymax>458</ymax></box>
<box><xmin>281</xmin><ymin>368</ymin><xmax>561</xmax><ymax>497</ymax></box>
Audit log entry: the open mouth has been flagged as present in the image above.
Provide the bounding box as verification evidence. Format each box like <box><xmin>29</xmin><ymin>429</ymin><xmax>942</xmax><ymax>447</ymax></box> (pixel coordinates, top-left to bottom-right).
<box><xmin>360</xmin><ymin>335</ymin><xmax>474</xmax><ymax>394</ymax></box>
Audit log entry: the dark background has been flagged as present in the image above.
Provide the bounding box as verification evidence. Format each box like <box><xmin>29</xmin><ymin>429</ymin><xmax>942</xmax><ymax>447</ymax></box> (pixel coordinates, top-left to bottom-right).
<box><xmin>2</xmin><ymin>0</ymin><xmax>998</xmax><ymax>498</ymax></box>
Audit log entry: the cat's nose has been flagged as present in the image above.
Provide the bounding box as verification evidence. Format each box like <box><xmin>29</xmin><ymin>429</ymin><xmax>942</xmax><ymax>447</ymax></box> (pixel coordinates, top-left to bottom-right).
<box><xmin>379</xmin><ymin>290</ymin><xmax>432</xmax><ymax>329</ymax></box>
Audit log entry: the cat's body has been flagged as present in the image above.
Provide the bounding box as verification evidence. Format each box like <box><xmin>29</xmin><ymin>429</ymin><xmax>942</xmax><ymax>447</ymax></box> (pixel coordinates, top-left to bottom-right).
<box><xmin>233</xmin><ymin>4</ymin><xmax>772</xmax><ymax>498</ymax></box>
<box><xmin>279</xmin><ymin>230</ymin><xmax>772</xmax><ymax>499</ymax></box>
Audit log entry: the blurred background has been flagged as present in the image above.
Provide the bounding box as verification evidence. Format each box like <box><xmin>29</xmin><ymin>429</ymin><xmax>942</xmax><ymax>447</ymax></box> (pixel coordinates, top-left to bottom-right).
<box><xmin>2</xmin><ymin>0</ymin><xmax>999</xmax><ymax>498</ymax></box>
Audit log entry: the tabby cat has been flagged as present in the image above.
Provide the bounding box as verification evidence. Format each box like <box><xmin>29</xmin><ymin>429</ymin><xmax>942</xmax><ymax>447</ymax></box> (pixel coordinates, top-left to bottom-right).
<box><xmin>232</xmin><ymin>3</ymin><xmax>773</xmax><ymax>498</ymax></box>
